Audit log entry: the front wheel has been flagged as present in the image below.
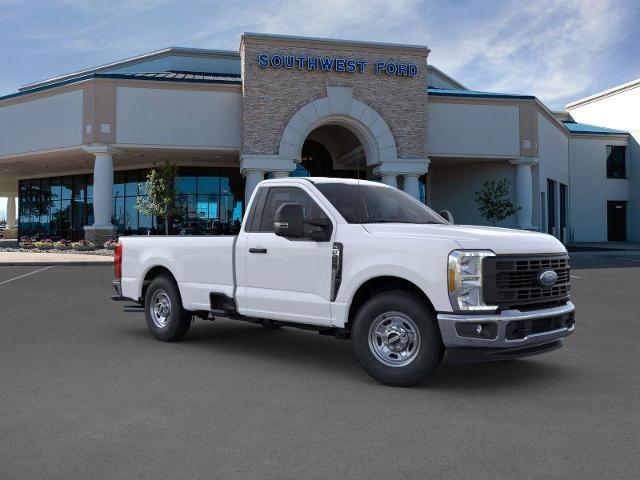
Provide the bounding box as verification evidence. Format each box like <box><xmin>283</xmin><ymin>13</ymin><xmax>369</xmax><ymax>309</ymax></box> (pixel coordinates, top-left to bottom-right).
<box><xmin>351</xmin><ymin>291</ymin><xmax>444</xmax><ymax>386</ymax></box>
<box><xmin>144</xmin><ymin>275</ymin><xmax>192</xmax><ymax>342</ymax></box>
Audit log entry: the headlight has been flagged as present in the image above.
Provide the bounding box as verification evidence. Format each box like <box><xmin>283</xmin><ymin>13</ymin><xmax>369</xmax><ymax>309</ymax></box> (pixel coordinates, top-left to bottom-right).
<box><xmin>447</xmin><ymin>250</ymin><xmax>497</xmax><ymax>311</ymax></box>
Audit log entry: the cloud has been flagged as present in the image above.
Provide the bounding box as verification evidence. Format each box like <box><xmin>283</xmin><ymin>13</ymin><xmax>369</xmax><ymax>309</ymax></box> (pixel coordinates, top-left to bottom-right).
<box><xmin>1</xmin><ymin>0</ymin><xmax>637</xmax><ymax>108</ymax></box>
<box><xmin>426</xmin><ymin>0</ymin><xmax>633</xmax><ymax>107</ymax></box>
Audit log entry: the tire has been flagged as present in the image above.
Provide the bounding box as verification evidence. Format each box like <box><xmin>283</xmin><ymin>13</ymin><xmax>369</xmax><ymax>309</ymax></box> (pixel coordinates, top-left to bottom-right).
<box><xmin>144</xmin><ymin>275</ymin><xmax>192</xmax><ymax>342</ymax></box>
<box><xmin>351</xmin><ymin>291</ymin><xmax>444</xmax><ymax>387</ymax></box>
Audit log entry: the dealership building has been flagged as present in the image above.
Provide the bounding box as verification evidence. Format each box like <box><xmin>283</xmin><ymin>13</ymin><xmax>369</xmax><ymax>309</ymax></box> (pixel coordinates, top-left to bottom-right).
<box><xmin>0</xmin><ymin>33</ymin><xmax>637</xmax><ymax>243</ymax></box>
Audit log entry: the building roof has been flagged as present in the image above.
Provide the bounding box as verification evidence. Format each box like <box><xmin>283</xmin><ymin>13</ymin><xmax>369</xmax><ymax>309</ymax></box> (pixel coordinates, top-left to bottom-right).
<box><xmin>116</xmin><ymin>71</ymin><xmax>241</xmax><ymax>82</ymax></box>
<box><xmin>428</xmin><ymin>87</ymin><xmax>535</xmax><ymax>100</ymax></box>
<box><xmin>565</xmin><ymin>78</ymin><xmax>640</xmax><ymax>109</ymax></box>
<box><xmin>19</xmin><ymin>47</ymin><xmax>240</xmax><ymax>92</ymax></box>
<box><xmin>0</xmin><ymin>71</ymin><xmax>241</xmax><ymax>103</ymax></box>
<box><xmin>562</xmin><ymin>121</ymin><xmax>628</xmax><ymax>135</ymax></box>
<box><xmin>427</xmin><ymin>66</ymin><xmax>466</xmax><ymax>90</ymax></box>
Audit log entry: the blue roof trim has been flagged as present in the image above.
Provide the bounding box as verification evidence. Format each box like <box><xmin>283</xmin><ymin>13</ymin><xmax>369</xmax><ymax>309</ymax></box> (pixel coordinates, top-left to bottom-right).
<box><xmin>562</xmin><ymin>121</ymin><xmax>628</xmax><ymax>135</ymax></box>
<box><xmin>428</xmin><ymin>87</ymin><xmax>535</xmax><ymax>100</ymax></box>
<box><xmin>0</xmin><ymin>72</ymin><xmax>242</xmax><ymax>102</ymax></box>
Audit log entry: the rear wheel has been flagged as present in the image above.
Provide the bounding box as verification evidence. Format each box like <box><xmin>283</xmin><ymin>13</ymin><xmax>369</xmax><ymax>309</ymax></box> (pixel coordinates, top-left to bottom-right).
<box><xmin>144</xmin><ymin>275</ymin><xmax>192</xmax><ymax>342</ymax></box>
<box><xmin>351</xmin><ymin>291</ymin><xmax>443</xmax><ymax>386</ymax></box>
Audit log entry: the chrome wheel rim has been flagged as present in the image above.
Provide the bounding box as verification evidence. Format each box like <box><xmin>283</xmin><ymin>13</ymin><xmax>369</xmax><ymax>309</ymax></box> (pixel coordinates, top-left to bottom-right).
<box><xmin>368</xmin><ymin>312</ymin><xmax>421</xmax><ymax>367</ymax></box>
<box><xmin>150</xmin><ymin>290</ymin><xmax>172</xmax><ymax>328</ymax></box>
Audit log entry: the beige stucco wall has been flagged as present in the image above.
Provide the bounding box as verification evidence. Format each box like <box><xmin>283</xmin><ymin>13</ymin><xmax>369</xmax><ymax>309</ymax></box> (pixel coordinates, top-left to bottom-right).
<box><xmin>569</xmin><ymin>136</ymin><xmax>629</xmax><ymax>242</ymax></box>
<box><xmin>567</xmin><ymin>86</ymin><xmax>639</xmax><ymax>241</ymax></box>
<box><xmin>240</xmin><ymin>36</ymin><xmax>428</xmax><ymax>160</ymax></box>
<box><xmin>0</xmin><ymin>90</ymin><xmax>83</xmax><ymax>157</ymax></box>
<box><xmin>116</xmin><ymin>86</ymin><xmax>242</xmax><ymax>148</ymax></box>
<box><xmin>427</xmin><ymin>101</ymin><xmax>520</xmax><ymax>157</ymax></box>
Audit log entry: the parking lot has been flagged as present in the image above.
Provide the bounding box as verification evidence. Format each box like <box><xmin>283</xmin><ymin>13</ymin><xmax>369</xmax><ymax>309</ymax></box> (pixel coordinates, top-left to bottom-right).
<box><xmin>1</xmin><ymin>256</ymin><xmax>639</xmax><ymax>479</ymax></box>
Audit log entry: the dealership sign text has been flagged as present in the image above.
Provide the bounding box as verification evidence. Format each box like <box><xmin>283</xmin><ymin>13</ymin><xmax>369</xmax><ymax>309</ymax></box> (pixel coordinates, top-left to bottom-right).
<box><xmin>257</xmin><ymin>54</ymin><xmax>418</xmax><ymax>77</ymax></box>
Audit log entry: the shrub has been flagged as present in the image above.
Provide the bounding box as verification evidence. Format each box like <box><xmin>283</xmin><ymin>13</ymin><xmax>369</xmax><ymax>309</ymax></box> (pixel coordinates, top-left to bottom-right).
<box><xmin>19</xmin><ymin>236</ymin><xmax>35</xmax><ymax>249</ymax></box>
<box><xmin>54</xmin><ymin>239</ymin><xmax>73</xmax><ymax>250</ymax></box>
<box><xmin>33</xmin><ymin>239</ymin><xmax>54</xmax><ymax>250</ymax></box>
<box><xmin>474</xmin><ymin>179</ymin><xmax>520</xmax><ymax>226</ymax></box>
<box><xmin>103</xmin><ymin>239</ymin><xmax>118</xmax><ymax>251</ymax></box>
<box><xmin>71</xmin><ymin>240</ymin><xmax>96</xmax><ymax>251</ymax></box>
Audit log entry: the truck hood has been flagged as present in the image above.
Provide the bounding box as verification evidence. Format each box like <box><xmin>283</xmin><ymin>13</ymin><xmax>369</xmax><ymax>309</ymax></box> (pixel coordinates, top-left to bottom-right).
<box><xmin>362</xmin><ymin>224</ymin><xmax>567</xmax><ymax>255</ymax></box>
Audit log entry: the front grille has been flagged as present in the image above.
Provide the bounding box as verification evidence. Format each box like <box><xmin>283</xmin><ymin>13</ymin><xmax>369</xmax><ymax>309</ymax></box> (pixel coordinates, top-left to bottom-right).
<box><xmin>483</xmin><ymin>254</ymin><xmax>571</xmax><ymax>309</ymax></box>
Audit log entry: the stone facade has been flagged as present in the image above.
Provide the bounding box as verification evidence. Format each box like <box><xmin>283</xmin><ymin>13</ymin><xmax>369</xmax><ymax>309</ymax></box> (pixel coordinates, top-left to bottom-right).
<box><xmin>84</xmin><ymin>227</ymin><xmax>117</xmax><ymax>247</ymax></box>
<box><xmin>240</xmin><ymin>35</ymin><xmax>428</xmax><ymax>161</ymax></box>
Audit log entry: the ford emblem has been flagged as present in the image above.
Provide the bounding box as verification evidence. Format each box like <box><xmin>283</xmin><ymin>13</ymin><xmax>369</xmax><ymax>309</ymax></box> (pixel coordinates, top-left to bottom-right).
<box><xmin>537</xmin><ymin>269</ymin><xmax>558</xmax><ymax>287</ymax></box>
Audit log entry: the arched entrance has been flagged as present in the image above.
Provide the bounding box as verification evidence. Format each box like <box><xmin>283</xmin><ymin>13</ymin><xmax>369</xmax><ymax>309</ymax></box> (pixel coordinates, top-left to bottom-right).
<box><xmin>241</xmin><ymin>86</ymin><xmax>428</xmax><ymax>202</ymax></box>
<box><xmin>294</xmin><ymin>124</ymin><xmax>367</xmax><ymax>179</ymax></box>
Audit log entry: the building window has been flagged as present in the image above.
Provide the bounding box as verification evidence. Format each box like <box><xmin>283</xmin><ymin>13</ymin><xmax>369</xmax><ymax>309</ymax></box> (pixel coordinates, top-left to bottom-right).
<box><xmin>18</xmin><ymin>167</ymin><xmax>245</xmax><ymax>240</ymax></box>
<box><xmin>606</xmin><ymin>145</ymin><xmax>626</xmax><ymax>179</ymax></box>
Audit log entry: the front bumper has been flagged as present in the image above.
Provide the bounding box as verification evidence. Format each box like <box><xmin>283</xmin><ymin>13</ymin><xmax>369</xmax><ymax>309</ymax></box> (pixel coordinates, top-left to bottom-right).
<box><xmin>437</xmin><ymin>301</ymin><xmax>575</xmax><ymax>361</ymax></box>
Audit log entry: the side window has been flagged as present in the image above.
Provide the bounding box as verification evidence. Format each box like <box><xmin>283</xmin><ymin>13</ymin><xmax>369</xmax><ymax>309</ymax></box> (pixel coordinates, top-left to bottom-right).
<box><xmin>244</xmin><ymin>187</ymin><xmax>266</xmax><ymax>232</ymax></box>
<box><xmin>258</xmin><ymin>187</ymin><xmax>329</xmax><ymax>232</ymax></box>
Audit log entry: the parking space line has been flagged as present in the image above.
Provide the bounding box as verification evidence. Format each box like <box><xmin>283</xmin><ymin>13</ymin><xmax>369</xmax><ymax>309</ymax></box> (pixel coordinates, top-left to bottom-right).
<box><xmin>0</xmin><ymin>266</ymin><xmax>52</xmax><ymax>286</ymax></box>
<box><xmin>571</xmin><ymin>274</ymin><xmax>581</xmax><ymax>279</ymax></box>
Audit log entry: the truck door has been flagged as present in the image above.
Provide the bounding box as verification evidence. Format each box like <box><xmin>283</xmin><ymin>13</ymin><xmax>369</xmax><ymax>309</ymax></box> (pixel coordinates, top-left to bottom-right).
<box><xmin>243</xmin><ymin>185</ymin><xmax>334</xmax><ymax>326</ymax></box>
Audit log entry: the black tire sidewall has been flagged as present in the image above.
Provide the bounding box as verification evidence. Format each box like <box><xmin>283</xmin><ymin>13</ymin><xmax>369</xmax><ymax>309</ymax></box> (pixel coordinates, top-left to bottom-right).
<box><xmin>352</xmin><ymin>291</ymin><xmax>443</xmax><ymax>386</ymax></box>
<box><xmin>144</xmin><ymin>276</ymin><xmax>191</xmax><ymax>342</ymax></box>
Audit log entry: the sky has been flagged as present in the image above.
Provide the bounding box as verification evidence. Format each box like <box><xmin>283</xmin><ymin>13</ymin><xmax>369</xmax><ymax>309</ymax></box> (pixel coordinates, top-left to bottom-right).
<box><xmin>1</xmin><ymin>0</ymin><xmax>640</xmax><ymax>215</ymax></box>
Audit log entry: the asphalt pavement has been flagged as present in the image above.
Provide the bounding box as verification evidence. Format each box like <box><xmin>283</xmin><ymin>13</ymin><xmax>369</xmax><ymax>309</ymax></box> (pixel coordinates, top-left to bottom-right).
<box><xmin>0</xmin><ymin>257</ymin><xmax>639</xmax><ymax>479</ymax></box>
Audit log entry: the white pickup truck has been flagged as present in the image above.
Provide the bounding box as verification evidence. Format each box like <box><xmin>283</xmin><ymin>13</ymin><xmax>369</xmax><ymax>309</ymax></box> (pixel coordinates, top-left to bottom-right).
<box><xmin>112</xmin><ymin>177</ymin><xmax>575</xmax><ymax>386</ymax></box>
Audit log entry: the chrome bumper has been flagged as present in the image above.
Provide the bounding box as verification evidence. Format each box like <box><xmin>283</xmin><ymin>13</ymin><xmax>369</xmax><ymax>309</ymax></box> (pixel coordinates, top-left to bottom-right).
<box><xmin>437</xmin><ymin>301</ymin><xmax>575</xmax><ymax>349</ymax></box>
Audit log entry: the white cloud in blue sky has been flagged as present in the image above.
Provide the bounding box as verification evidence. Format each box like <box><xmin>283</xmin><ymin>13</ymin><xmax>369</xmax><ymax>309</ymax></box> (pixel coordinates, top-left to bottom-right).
<box><xmin>0</xmin><ymin>0</ymin><xmax>639</xmax><ymax>109</ymax></box>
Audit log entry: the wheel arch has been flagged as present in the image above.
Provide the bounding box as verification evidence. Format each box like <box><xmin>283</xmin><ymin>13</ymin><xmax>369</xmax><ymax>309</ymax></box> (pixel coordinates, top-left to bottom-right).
<box><xmin>345</xmin><ymin>276</ymin><xmax>436</xmax><ymax>331</ymax></box>
<box><xmin>140</xmin><ymin>265</ymin><xmax>181</xmax><ymax>302</ymax></box>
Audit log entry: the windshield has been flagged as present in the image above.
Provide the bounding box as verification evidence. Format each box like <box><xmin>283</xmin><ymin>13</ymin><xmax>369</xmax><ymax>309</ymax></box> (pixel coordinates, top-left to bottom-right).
<box><xmin>314</xmin><ymin>183</ymin><xmax>447</xmax><ymax>224</ymax></box>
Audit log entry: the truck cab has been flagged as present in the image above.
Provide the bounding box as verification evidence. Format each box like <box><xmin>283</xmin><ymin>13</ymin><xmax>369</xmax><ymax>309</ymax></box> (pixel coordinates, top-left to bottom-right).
<box><xmin>113</xmin><ymin>177</ymin><xmax>575</xmax><ymax>386</ymax></box>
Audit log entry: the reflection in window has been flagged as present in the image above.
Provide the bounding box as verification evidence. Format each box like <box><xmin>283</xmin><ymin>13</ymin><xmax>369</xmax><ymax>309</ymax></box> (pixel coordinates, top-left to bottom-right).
<box><xmin>606</xmin><ymin>146</ymin><xmax>626</xmax><ymax>179</ymax></box>
<box><xmin>18</xmin><ymin>167</ymin><xmax>245</xmax><ymax>239</ymax></box>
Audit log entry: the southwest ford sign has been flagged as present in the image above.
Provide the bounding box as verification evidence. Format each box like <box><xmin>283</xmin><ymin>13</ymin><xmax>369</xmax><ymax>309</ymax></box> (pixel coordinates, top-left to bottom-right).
<box><xmin>257</xmin><ymin>54</ymin><xmax>418</xmax><ymax>77</ymax></box>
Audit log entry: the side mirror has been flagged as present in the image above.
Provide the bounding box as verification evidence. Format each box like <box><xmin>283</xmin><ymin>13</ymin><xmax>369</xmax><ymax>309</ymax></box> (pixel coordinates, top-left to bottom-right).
<box><xmin>274</xmin><ymin>203</ymin><xmax>305</xmax><ymax>238</ymax></box>
<box><xmin>440</xmin><ymin>210</ymin><xmax>454</xmax><ymax>224</ymax></box>
<box><xmin>306</xmin><ymin>217</ymin><xmax>332</xmax><ymax>241</ymax></box>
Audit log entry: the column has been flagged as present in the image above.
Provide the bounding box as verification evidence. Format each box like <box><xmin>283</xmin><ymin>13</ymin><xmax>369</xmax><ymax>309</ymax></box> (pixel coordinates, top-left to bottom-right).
<box><xmin>402</xmin><ymin>174</ymin><xmax>420</xmax><ymax>200</ymax></box>
<box><xmin>380</xmin><ymin>174</ymin><xmax>397</xmax><ymax>188</ymax></box>
<box><xmin>271</xmin><ymin>171</ymin><xmax>290</xmax><ymax>179</ymax></box>
<box><xmin>92</xmin><ymin>152</ymin><xmax>114</xmax><ymax>227</ymax></box>
<box><xmin>244</xmin><ymin>170</ymin><xmax>265</xmax><ymax>203</ymax></box>
<box><xmin>240</xmin><ymin>154</ymin><xmax>295</xmax><ymax>204</ymax></box>
<box><xmin>6</xmin><ymin>195</ymin><xmax>16</xmax><ymax>228</ymax></box>
<box><xmin>84</xmin><ymin>145</ymin><xmax>117</xmax><ymax>243</ymax></box>
<box><xmin>510</xmin><ymin>158</ymin><xmax>537</xmax><ymax>230</ymax></box>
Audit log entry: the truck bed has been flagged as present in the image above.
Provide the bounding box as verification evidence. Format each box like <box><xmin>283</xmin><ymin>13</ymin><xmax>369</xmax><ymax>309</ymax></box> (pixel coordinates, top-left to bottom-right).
<box><xmin>120</xmin><ymin>235</ymin><xmax>237</xmax><ymax>311</ymax></box>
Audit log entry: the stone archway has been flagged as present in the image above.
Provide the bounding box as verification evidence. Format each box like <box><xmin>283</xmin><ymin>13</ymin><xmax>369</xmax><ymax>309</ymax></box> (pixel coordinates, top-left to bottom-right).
<box><xmin>240</xmin><ymin>85</ymin><xmax>429</xmax><ymax>201</ymax></box>
<box><xmin>278</xmin><ymin>86</ymin><xmax>398</xmax><ymax>167</ymax></box>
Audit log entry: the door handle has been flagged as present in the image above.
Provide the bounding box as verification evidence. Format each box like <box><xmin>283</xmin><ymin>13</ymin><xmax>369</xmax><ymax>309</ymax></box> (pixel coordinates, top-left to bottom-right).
<box><xmin>249</xmin><ymin>247</ymin><xmax>268</xmax><ymax>254</ymax></box>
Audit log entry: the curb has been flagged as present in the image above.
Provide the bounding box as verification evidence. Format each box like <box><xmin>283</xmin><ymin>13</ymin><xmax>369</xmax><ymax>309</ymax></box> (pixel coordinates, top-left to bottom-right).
<box><xmin>0</xmin><ymin>261</ymin><xmax>112</xmax><ymax>266</ymax></box>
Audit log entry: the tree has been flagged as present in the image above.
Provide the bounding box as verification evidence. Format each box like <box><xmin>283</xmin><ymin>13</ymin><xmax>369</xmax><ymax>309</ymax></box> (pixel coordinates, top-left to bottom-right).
<box><xmin>474</xmin><ymin>179</ymin><xmax>520</xmax><ymax>226</ymax></box>
<box><xmin>136</xmin><ymin>161</ymin><xmax>181</xmax><ymax>235</ymax></box>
